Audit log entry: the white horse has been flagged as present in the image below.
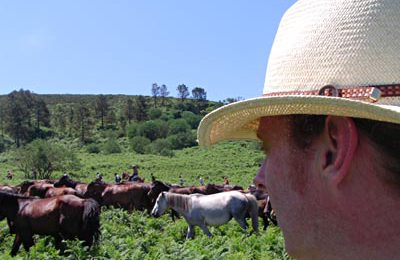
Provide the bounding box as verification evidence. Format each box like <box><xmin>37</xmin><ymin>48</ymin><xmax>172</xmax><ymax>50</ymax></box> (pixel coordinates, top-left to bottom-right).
<box><xmin>151</xmin><ymin>191</ymin><xmax>259</xmax><ymax>239</ymax></box>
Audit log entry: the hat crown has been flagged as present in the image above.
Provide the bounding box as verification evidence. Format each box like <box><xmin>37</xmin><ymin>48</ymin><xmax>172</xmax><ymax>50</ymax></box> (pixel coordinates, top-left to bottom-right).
<box><xmin>264</xmin><ymin>0</ymin><xmax>400</xmax><ymax>106</ymax></box>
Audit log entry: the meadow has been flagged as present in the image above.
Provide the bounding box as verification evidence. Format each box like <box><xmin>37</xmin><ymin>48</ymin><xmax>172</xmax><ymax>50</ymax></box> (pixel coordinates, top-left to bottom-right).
<box><xmin>0</xmin><ymin>141</ymin><xmax>291</xmax><ymax>260</ymax></box>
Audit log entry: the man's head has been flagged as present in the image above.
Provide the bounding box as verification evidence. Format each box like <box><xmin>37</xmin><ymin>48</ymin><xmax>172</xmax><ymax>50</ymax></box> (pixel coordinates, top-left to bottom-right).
<box><xmin>255</xmin><ymin>115</ymin><xmax>400</xmax><ymax>258</ymax></box>
<box><xmin>197</xmin><ymin>0</ymin><xmax>400</xmax><ymax>259</ymax></box>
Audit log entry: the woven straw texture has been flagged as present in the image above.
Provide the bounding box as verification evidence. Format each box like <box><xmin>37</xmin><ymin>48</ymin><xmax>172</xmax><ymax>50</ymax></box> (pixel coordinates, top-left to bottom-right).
<box><xmin>197</xmin><ymin>0</ymin><xmax>400</xmax><ymax>147</ymax></box>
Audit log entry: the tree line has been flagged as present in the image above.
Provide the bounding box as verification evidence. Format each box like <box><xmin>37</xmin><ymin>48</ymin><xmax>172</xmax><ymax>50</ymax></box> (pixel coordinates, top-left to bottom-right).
<box><xmin>0</xmin><ymin>84</ymin><xmax>214</xmax><ymax>153</ymax></box>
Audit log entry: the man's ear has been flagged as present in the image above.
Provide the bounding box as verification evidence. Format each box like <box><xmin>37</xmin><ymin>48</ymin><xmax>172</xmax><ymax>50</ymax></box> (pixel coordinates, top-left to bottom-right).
<box><xmin>319</xmin><ymin>116</ymin><xmax>359</xmax><ymax>186</ymax></box>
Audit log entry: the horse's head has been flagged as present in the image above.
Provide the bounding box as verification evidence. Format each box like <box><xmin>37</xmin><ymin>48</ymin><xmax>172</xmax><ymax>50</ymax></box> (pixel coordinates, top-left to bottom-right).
<box><xmin>151</xmin><ymin>192</ymin><xmax>168</xmax><ymax>218</ymax></box>
<box><xmin>85</xmin><ymin>181</ymin><xmax>107</xmax><ymax>202</ymax></box>
<box><xmin>53</xmin><ymin>175</ymin><xmax>69</xmax><ymax>187</ymax></box>
<box><xmin>148</xmin><ymin>181</ymin><xmax>170</xmax><ymax>201</ymax></box>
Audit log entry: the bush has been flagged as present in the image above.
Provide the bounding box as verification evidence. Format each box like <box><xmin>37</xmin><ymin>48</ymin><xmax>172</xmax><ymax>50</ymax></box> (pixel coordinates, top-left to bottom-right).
<box><xmin>130</xmin><ymin>136</ymin><xmax>151</xmax><ymax>154</ymax></box>
<box><xmin>14</xmin><ymin>139</ymin><xmax>81</xmax><ymax>179</ymax></box>
<box><xmin>148</xmin><ymin>108</ymin><xmax>163</xmax><ymax>120</ymax></box>
<box><xmin>139</xmin><ymin>120</ymin><xmax>168</xmax><ymax>141</ymax></box>
<box><xmin>166</xmin><ymin>131</ymin><xmax>197</xmax><ymax>149</ymax></box>
<box><xmin>181</xmin><ymin>111</ymin><xmax>202</xmax><ymax>129</ymax></box>
<box><xmin>86</xmin><ymin>143</ymin><xmax>101</xmax><ymax>153</ymax></box>
<box><xmin>127</xmin><ymin>122</ymin><xmax>141</xmax><ymax>138</ymax></box>
<box><xmin>147</xmin><ymin>138</ymin><xmax>173</xmax><ymax>156</ymax></box>
<box><xmin>103</xmin><ymin>137</ymin><xmax>122</xmax><ymax>154</ymax></box>
<box><xmin>168</xmin><ymin>119</ymin><xmax>190</xmax><ymax>135</ymax></box>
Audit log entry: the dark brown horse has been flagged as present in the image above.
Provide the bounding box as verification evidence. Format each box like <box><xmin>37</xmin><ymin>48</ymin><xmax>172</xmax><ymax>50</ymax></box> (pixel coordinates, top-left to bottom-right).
<box><xmin>247</xmin><ymin>189</ymin><xmax>277</xmax><ymax>230</ymax></box>
<box><xmin>0</xmin><ymin>191</ymin><xmax>100</xmax><ymax>256</ymax></box>
<box><xmin>16</xmin><ymin>180</ymin><xmax>55</xmax><ymax>195</ymax></box>
<box><xmin>53</xmin><ymin>175</ymin><xmax>88</xmax><ymax>197</ymax></box>
<box><xmin>25</xmin><ymin>182</ymin><xmax>54</xmax><ymax>197</ymax></box>
<box><xmin>44</xmin><ymin>187</ymin><xmax>79</xmax><ymax>198</ymax></box>
<box><xmin>85</xmin><ymin>181</ymin><xmax>152</xmax><ymax>212</ymax></box>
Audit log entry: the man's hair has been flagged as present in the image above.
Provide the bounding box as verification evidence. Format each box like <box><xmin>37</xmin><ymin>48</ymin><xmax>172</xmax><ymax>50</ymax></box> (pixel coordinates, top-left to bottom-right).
<box><xmin>289</xmin><ymin>115</ymin><xmax>400</xmax><ymax>184</ymax></box>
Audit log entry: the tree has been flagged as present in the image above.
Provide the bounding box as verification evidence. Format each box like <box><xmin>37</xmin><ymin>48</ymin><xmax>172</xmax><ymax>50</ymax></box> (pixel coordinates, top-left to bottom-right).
<box><xmin>4</xmin><ymin>90</ymin><xmax>35</xmax><ymax>147</ymax></box>
<box><xmin>34</xmin><ymin>99</ymin><xmax>50</xmax><ymax>129</ymax></box>
<box><xmin>177</xmin><ymin>84</ymin><xmax>189</xmax><ymax>102</ymax></box>
<box><xmin>74</xmin><ymin>104</ymin><xmax>93</xmax><ymax>143</ymax></box>
<box><xmin>95</xmin><ymin>95</ymin><xmax>109</xmax><ymax>129</ymax></box>
<box><xmin>192</xmin><ymin>87</ymin><xmax>208</xmax><ymax>113</ymax></box>
<box><xmin>151</xmin><ymin>83</ymin><xmax>160</xmax><ymax>107</ymax></box>
<box><xmin>51</xmin><ymin>104</ymin><xmax>67</xmax><ymax>135</ymax></box>
<box><xmin>124</xmin><ymin>98</ymin><xmax>134</xmax><ymax>124</ymax></box>
<box><xmin>223</xmin><ymin>97</ymin><xmax>244</xmax><ymax>104</ymax></box>
<box><xmin>192</xmin><ymin>87</ymin><xmax>207</xmax><ymax>101</ymax></box>
<box><xmin>133</xmin><ymin>95</ymin><xmax>148</xmax><ymax>121</ymax></box>
<box><xmin>160</xmin><ymin>84</ymin><xmax>169</xmax><ymax>106</ymax></box>
<box><xmin>105</xmin><ymin>108</ymin><xmax>117</xmax><ymax>129</ymax></box>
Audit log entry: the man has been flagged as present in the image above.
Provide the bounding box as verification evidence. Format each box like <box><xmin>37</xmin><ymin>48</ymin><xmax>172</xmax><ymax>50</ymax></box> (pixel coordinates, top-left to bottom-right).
<box><xmin>114</xmin><ymin>173</ymin><xmax>122</xmax><ymax>184</ymax></box>
<box><xmin>95</xmin><ymin>172</ymin><xmax>103</xmax><ymax>183</ymax></box>
<box><xmin>197</xmin><ymin>1</ymin><xmax>400</xmax><ymax>259</ymax></box>
<box><xmin>6</xmin><ymin>170</ymin><xmax>13</xmax><ymax>180</ymax></box>
<box><xmin>179</xmin><ymin>175</ymin><xmax>185</xmax><ymax>186</ymax></box>
<box><xmin>130</xmin><ymin>165</ymin><xmax>140</xmax><ymax>182</ymax></box>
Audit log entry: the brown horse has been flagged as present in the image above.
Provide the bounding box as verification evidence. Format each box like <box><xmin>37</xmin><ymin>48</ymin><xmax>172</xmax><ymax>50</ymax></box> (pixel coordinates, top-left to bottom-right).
<box><xmin>85</xmin><ymin>181</ymin><xmax>152</xmax><ymax>212</ymax></box>
<box><xmin>26</xmin><ymin>182</ymin><xmax>54</xmax><ymax>197</ymax></box>
<box><xmin>16</xmin><ymin>180</ymin><xmax>55</xmax><ymax>195</ymax></box>
<box><xmin>53</xmin><ymin>175</ymin><xmax>88</xmax><ymax>197</ymax></box>
<box><xmin>0</xmin><ymin>185</ymin><xmax>18</xmax><ymax>194</ymax></box>
<box><xmin>0</xmin><ymin>191</ymin><xmax>100</xmax><ymax>256</ymax></box>
<box><xmin>44</xmin><ymin>187</ymin><xmax>79</xmax><ymax>198</ymax></box>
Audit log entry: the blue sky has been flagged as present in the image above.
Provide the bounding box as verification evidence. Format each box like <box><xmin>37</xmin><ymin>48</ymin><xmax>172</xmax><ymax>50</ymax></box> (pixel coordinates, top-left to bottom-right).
<box><xmin>0</xmin><ymin>1</ymin><xmax>296</xmax><ymax>101</ymax></box>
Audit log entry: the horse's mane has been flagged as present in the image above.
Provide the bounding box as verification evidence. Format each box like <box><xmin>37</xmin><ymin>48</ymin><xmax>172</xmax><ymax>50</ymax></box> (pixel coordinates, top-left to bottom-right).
<box><xmin>153</xmin><ymin>180</ymin><xmax>171</xmax><ymax>189</ymax></box>
<box><xmin>165</xmin><ymin>193</ymin><xmax>191</xmax><ymax>211</ymax></box>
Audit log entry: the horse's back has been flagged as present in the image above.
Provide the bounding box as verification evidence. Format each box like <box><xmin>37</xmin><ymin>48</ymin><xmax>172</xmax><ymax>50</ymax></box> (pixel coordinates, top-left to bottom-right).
<box><xmin>190</xmin><ymin>191</ymin><xmax>248</xmax><ymax>226</ymax></box>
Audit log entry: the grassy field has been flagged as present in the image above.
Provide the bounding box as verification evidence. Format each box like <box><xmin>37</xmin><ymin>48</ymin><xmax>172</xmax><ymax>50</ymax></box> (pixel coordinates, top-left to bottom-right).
<box><xmin>0</xmin><ymin>141</ymin><xmax>291</xmax><ymax>259</ymax></box>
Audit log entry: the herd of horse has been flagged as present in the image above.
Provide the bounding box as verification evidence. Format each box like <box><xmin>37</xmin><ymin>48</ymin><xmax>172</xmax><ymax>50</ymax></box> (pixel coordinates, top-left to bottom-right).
<box><xmin>0</xmin><ymin>175</ymin><xmax>276</xmax><ymax>256</ymax></box>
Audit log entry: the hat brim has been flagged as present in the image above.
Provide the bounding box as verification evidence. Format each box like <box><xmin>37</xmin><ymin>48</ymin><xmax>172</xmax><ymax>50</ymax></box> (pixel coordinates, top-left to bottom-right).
<box><xmin>197</xmin><ymin>95</ymin><xmax>400</xmax><ymax>147</ymax></box>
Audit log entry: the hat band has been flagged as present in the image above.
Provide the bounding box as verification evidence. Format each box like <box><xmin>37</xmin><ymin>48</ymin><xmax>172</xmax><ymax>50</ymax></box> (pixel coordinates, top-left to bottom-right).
<box><xmin>263</xmin><ymin>84</ymin><xmax>400</xmax><ymax>103</ymax></box>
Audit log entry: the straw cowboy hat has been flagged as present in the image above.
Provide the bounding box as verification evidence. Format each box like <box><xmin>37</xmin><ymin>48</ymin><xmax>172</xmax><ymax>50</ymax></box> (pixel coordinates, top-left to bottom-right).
<box><xmin>197</xmin><ymin>0</ymin><xmax>400</xmax><ymax>147</ymax></box>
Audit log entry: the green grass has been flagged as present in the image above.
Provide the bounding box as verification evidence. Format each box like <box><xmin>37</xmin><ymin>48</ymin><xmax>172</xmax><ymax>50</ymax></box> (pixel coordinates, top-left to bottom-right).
<box><xmin>0</xmin><ymin>141</ymin><xmax>291</xmax><ymax>259</ymax></box>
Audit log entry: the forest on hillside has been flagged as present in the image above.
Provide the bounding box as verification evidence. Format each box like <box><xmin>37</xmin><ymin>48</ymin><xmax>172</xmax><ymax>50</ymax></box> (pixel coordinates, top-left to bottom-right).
<box><xmin>0</xmin><ymin>84</ymin><xmax>244</xmax><ymax>179</ymax></box>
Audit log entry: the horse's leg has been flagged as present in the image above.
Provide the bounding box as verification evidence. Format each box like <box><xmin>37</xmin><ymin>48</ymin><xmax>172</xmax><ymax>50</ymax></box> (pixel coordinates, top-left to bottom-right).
<box><xmin>186</xmin><ymin>224</ymin><xmax>195</xmax><ymax>239</ymax></box>
<box><xmin>262</xmin><ymin>215</ymin><xmax>269</xmax><ymax>231</ymax></box>
<box><xmin>198</xmin><ymin>223</ymin><xmax>212</xmax><ymax>237</ymax></box>
<box><xmin>11</xmin><ymin>234</ymin><xmax>22</xmax><ymax>256</ymax></box>
<box><xmin>54</xmin><ymin>234</ymin><xmax>65</xmax><ymax>254</ymax></box>
<box><xmin>233</xmin><ymin>213</ymin><xmax>248</xmax><ymax>230</ymax></box>
<box><xmin>21</xmin><ymin>231</ymin><xmax>34</xmax><ymax>253</ymax></box>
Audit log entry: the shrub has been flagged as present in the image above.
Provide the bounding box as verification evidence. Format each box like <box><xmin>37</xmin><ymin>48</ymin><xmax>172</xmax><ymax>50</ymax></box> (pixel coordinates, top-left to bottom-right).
<box><xmin>166</xmin><ymin>131</ymin><xmax>197</xmax><ymax>149</ymax></box>
<box><xmin>139</xmin><ymin>120</ymin><xmax>168</xmax><ymax>141</ymax></box>
<box><xmin>147</xmin><ymin>138</ymin><xmax>173</xmax><ymax>156</ymax></box>
<box><xmin>127</xmin><ymin>122</ymin><xmax>141</xmax><ymax>138</ymax></box>
<box><xmin>14</xmin><ymin>139</ymin><xmax>81</xmax><ymax>179</ymax></box>
<box><xmin>103</xmin><ymin>137</ymin><xmax>122</xmax><ymax>154</ymax></box>
<box><xmin>86</xmin><ymin>143</ymin><xmax>101</xmax><ymax>154</ymax></box>
<box><xmin>130</xmin><ymin>136</ymin><xmax>151</xmax><ymax>154</ymax></box>
<box><xmin>181</xmin><ymin>111</ymin><xmax>202</xmax><ymax>129</ymax></box>
<box><xmin>148</xmin><ymin>108</ymin><xmax>163</xmax><ymax>120</ymax></box>
<box><xmin>168</xmin><ymin>119</ymin><xmax>190</xmax><ymax>135</ymax></box>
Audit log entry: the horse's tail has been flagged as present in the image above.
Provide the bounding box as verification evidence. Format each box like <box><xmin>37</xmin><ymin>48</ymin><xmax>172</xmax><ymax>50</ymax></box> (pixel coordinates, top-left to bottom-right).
<box><xmin>244</xmin><ymin>193</ymin><xmax>259</xmax><ymax>233</ymax></box>
<box><xmin>82</xmin><ymin>198</ymin><xmax>101</xmax><ymax>245</ymax></box>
